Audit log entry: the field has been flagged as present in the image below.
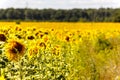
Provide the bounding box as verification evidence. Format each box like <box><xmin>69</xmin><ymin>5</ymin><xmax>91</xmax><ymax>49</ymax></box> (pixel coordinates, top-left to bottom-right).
<box><xmin>0</xmin><ymin>22</ymin><xmax>120</xmax><ymax>80</ymax></box>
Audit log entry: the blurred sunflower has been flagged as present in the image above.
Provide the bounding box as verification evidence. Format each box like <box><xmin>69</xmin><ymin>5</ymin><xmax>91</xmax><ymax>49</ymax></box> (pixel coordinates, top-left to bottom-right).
<box><xmin>27</xmin><ymin>35</ymin><xmax>35</xmax><ymax>40</ymax></box>
<box><xmin>42</xmin><ymin>35</ymin><xmax>50</xmax><ymax>43</ymax></box>
<box><xmin>28</xmin><ymin>46</ymin><xmax>39</xmax><ymax>59</ymax></box>
<box><xmin>15</xmin><ymin>26</ymin><xmax>22</xmax><ymax>31</ymax></box>
<box><xmin>5</xmin><ymin>40</ymin><xmax>25</xmax><ymax>62</ymax></box>
<box><xmin>3</xmin><ymin>29</ymin><xmax>9</xmax><ymax>35</ymax></box>
<box><xmin>36</xmin><ymin>41</ymin><xmax>46</xmax><ymax>50</ymax></box>
<box><xmin>0</xmin><ymin>33</ymin><xmax>7</xmax><ymax>42</ymax></box>
<box><xmin>52</xmin><ymin>45</ymin><xmax>61</xmax><ymax>56</ymax></box>
<box><xmin>65</xmin><ymin>36</ymin><xmax>70</xmax><ymax>42</ymax></box>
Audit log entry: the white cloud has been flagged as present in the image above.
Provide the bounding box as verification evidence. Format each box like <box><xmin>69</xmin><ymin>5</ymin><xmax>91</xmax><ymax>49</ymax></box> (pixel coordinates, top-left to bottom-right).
<box><xmin>0</xmin><ymin>0</ymin><xmax>119</xmax><ymax>9</ymax></box>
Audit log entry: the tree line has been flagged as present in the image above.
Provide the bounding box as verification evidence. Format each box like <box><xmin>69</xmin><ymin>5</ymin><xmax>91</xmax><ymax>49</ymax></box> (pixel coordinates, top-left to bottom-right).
<box><xmin>0</xmin><ymin>8</ymin><xmax>120</xmax><ymax>22</ymax></box>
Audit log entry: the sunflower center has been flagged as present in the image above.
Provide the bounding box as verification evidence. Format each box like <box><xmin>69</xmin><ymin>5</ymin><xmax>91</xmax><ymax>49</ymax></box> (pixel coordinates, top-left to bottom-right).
<box><xmin>0</xmin><ymin>34</ymin><xmax>6</xmax><ymax>41</ymax></box>
<box><xmin>11</xmin><ymin>48</ymin><xmax>18</xmax><ymax>54</ymax></box>
<box><xmin>11</xmin><ymin>42</ymin><xmax>23</xmax><ymax>54</ymax></box>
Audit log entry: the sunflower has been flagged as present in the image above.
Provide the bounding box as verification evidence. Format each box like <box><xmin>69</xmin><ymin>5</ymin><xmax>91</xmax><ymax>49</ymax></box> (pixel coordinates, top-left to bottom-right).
<box><xmin>15</xmin><ymin>26</ymin><xmax>22</xmax><ymax>31</ymax></box>
<box><xmin>39</xmin><ymin>42</ymin><xmax>46</xmax><ymax>48</ymax></box>
<box><xmin>5</xmin><ymin>40</ymin><xmax>25</xmax><ymax>62</ymax></box>
<box><xmin>65</xmin><ymin>36</ymin><xmax>70</xmax><ymax>42</ymax></box>
<box><xmin>27</xmin><ymin>35</ymin><xmax>35</xmax><ymax>40</ymax></box>
<box><xmin>51</xmin><ymin>45</ymin><xmax>61</xmax><ymax>56</ymax></box>
<box><xmin>28</xmin><ymin>46</ymin><xmax>39</xmax><ymax>59</ymax></box>
<box><xmin>0</xmin><ymin>34</ymin><xmax>6</xmax><ymax>42</ymax></box>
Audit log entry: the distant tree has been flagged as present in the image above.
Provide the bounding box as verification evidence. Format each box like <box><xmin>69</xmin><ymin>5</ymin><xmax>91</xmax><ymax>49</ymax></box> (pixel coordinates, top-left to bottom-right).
<box><xmin>54</xmin><ymin>10</ymin><xmax>65</xmax><ymax>21</ymax></box>
<box><xmin>115</xmin><ymin>16</ymin><xmax>120</xmax><ymax>22</ymax></box>
<box><xmin>0</xmin><ymin>9</ymin><xmax>6</xmax><ymax>19</ymax></box>
<box><xmin>6</xmin><ymin>8</ymin><xmax>14</xmax><ymax>19</ymax></box>
<box><xmin>0</xmin><ymin>8</ymin><xmax>119</xmax><ymax>22</ymax></box>
<box><xmin>113</xmin><ymin>9</ymin><xmax>120</xmax><ymax>22</ymax></box>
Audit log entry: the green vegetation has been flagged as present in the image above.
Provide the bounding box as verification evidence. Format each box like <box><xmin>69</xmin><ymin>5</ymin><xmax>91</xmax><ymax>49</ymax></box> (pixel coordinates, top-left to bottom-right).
<box><xmin>0</xmin><ymin>8</ymin><xmax>120</xmax><ymax>22</ymax></box>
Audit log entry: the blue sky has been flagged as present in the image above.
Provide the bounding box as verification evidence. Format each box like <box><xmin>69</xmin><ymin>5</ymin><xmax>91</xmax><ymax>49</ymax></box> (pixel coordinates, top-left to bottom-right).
<box><xmin>0</xmin><ymin>0</ymin><xmax>120</xmax><ymax>9</ymax></box>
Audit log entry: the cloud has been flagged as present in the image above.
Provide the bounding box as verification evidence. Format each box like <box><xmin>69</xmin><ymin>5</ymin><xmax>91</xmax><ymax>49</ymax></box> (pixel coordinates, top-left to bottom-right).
<box><xmin>0</xmin><ymin>0</ymin><xmax>119</xmax><ymax>9</ymax></box>
<box><xmin>68</xmin><ymin>0</ymin><xmax>120</xmax><ymax>8</ymax></box>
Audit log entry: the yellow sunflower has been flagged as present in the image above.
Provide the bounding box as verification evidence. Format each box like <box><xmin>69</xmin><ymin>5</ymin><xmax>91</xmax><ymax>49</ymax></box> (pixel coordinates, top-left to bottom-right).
<box><xmin>51</xmin><ymin>45</ymin><xmax>61</xmax><ymax>56</ymax></box>
<box><xmin>36</xmin><ymin>40</ymin><xmax>46</xmax><ymax>50</ymax></box>
<box><xmin>5</xmin><ymin>40</ymin><xmax>25</xmax><ymax>62</ymax></box>
<box><xmin>28</xmin><ymin>46</ymin><xmax>39</xmax><ymax>59</ymax></box>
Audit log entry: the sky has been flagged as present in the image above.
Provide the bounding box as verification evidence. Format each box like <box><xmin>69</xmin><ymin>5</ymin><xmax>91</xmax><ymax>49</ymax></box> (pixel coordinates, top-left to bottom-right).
<box><xmin>0</xmin><ymin>0</ymin><xmax>120</xmax><ymax>9</ymax></box>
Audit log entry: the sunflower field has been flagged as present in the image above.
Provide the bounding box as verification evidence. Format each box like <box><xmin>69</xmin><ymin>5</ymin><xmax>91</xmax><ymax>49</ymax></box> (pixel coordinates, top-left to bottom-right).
<box><xmin>0</xmin><ymin>22</ymin><xmax>120</xmax><ymax>80</ymax></box>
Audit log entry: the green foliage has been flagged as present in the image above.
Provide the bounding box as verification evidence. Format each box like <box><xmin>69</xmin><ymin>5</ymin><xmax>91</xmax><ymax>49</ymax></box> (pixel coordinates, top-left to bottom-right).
<box><xmin>0</xmin><ymin>8</ymin><xmax>120</xmax><ymax>22</ymax></box>
<box><xmin>96</xmin><ymin>34</ymin><xmax>113</xmax><ymax>51</ymax></box>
